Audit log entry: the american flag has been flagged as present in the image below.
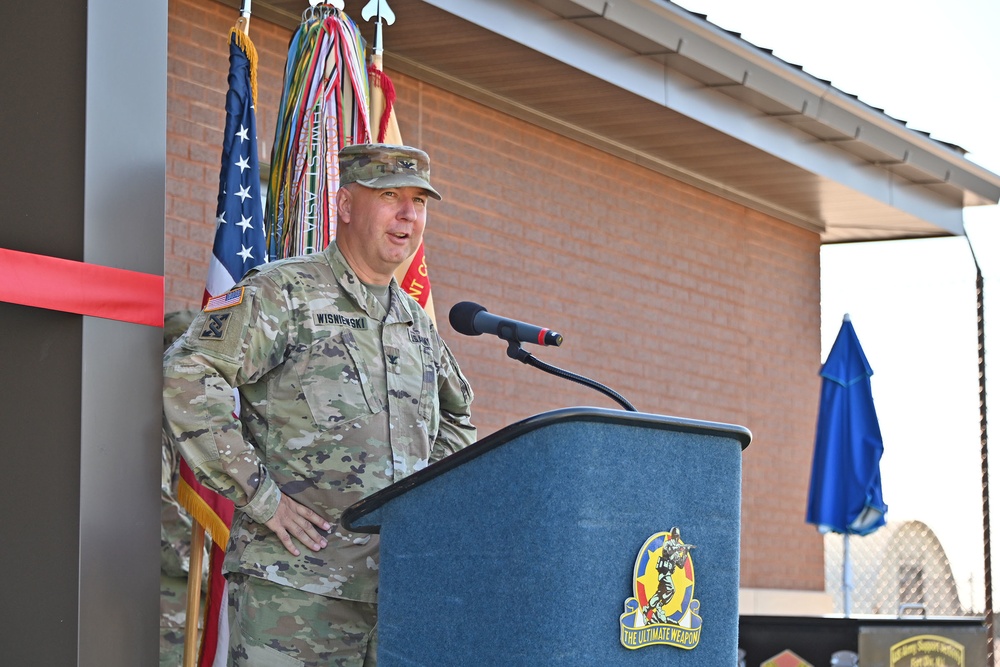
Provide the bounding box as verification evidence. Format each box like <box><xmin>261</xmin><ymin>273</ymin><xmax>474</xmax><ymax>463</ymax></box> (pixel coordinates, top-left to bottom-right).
<box><xmin>178</xmin><ymin>28</ymin><xmax>267</xmax><ymax>667</ymax></box>
<box><xmin>205</xmin><ymin>32</ymin><xmax>267</xmax><ymax>301</ymax></box>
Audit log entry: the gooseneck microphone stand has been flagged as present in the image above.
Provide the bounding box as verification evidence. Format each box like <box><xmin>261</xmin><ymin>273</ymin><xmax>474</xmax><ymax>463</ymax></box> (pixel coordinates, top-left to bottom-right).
<box><xmin>502</xmin><ymin>337</ymin><xmax>637</xmax><ymax>412</ymax></box>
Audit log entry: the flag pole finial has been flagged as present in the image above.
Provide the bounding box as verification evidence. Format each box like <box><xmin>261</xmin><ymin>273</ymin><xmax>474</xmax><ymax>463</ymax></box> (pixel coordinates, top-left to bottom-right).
<box><xmin>362</xmin><ymin>0</ymin><xmax>396</xmax><ymax>55</ymax></box>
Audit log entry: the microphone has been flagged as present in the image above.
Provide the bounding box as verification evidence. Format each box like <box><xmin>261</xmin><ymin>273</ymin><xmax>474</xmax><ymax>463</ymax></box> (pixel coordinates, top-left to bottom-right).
<box><xmin>449</xmin><ymin>301</ymin><xmax>563</xmax><ymax>347</ymax></box>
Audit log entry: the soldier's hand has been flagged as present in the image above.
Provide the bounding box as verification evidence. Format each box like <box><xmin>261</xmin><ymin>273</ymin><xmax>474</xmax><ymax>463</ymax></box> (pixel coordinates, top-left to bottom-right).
<box><xmin>265</xmin><ymin>493</ymin><xmax>331</xmax><ymax>557</ymax></box>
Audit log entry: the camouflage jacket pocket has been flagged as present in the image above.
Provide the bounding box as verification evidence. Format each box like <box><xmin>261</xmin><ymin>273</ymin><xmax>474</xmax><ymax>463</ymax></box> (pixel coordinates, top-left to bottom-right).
<box><xmin>296</xmin><ymin>330</ymin><xmax>384</xmax><ymax>427</ymax></box>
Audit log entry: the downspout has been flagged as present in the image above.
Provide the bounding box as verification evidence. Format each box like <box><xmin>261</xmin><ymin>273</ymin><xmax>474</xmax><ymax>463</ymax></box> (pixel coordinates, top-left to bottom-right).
<box><xmin>965</xmin><ymin>229</ymin><xmax>993</xmax><ymax>663</ymax></box>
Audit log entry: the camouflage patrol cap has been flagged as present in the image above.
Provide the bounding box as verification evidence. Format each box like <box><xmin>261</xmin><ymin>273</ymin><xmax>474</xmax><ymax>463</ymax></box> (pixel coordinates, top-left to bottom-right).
<box><xmin>338</xmin><ymin>143</ymin><xmax>441</xmax><ymax>200</ymax></box>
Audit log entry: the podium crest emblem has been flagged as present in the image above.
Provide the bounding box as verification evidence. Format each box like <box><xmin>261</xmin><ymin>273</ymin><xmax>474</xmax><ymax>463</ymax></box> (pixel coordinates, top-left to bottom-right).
<box><xmin>619</xmin><ymin>527</ymin><xmax>702</xmax><ymax>650</ymax></box>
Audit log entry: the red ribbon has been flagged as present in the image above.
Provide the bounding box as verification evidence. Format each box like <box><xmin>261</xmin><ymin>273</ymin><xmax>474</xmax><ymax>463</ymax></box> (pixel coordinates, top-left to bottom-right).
<box><xmin>0</xmin><ymin>248</ymin><xmax>164</xmax><ymax>327</ymax></box>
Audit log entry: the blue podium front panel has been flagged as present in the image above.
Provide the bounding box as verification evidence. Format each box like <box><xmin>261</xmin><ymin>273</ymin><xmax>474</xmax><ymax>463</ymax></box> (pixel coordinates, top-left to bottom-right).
<box><xmin>347</xmin><ymin>409</ymin><xmax>748</xmax><ymax>666</ymax></box>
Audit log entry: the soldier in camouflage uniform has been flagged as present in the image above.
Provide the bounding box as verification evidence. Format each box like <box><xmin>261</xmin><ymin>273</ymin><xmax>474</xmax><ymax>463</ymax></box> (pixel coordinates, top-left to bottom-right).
<box><xmin>163</xmin><ymin>144</ymin><xmax>476</xmax><ymax>667</ymax></box>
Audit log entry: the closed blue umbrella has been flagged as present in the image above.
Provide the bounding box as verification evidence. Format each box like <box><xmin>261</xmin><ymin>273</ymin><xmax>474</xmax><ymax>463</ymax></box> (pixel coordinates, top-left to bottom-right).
<box><xmin>807</xmin><ymin>314</ymin><xmax>888</xmax><ymax>535</ymax></box>
<box><xmin>807</xmin><ymin>314</ymin><xmax>888</xmax><ymax>616</ymax></box>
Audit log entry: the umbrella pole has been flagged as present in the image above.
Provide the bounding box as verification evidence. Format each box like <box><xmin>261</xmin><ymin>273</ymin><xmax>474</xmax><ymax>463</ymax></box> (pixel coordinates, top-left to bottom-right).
<box><xmin>843</xmin><ymin>534</ymin><xmax>852</xmax><ymax>616</ymax></box>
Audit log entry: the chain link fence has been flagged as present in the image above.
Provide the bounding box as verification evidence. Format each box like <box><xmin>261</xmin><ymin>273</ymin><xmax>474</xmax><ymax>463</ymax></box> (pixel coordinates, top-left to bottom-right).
<box><xmin>823</xmin><ymin>521</ymin><xmax>984</xmax><ymax>617</ymax></box>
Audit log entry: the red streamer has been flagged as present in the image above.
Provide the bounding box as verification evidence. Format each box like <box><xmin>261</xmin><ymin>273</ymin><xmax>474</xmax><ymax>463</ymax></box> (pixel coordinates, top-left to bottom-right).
<box><xmin>0</xmin><ymin>248</ymin><xmax>164</xmax><ymax>327</ymax></box>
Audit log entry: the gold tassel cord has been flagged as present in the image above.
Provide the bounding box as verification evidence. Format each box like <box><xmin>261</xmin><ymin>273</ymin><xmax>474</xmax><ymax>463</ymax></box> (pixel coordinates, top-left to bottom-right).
<box><xmin>230</xmin><ymin>26</ymin><xmax>259</xmax><ymax>111</ymax></box>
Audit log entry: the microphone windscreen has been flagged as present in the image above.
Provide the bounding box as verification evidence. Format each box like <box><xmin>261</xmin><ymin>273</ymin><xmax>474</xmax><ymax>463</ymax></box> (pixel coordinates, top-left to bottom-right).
<box><xmin>449</xmin><ymin>301</ymin><xmax>486</xmax><ymax>336</ymax></box>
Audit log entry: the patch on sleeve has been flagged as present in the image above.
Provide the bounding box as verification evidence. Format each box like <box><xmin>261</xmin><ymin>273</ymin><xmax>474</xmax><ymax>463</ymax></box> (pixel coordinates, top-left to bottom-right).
<box><xmin>204</xmin><ymin>287</ymin><xmax>245</xmax><ymax>312</ymax></box>
<box><xmin>200</xmin><ymin>312</ymin><xmax>233</xmax><ymax>340</ymax></box>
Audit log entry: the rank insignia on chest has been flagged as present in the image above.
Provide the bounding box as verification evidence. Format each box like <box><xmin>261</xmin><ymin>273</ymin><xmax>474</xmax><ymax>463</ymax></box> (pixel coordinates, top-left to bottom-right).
<box><xmin>619</xmin><ymin>527</ymin><xmax>702</xmax><ymax>651</ymax></box>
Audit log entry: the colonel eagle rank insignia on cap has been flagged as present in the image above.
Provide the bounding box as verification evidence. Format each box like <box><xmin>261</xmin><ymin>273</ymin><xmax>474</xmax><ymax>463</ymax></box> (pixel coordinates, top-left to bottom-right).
<box><xmin>338</xmin><ymin>143</ymin><xmax>441</xmax><ymax>200</ymax></box>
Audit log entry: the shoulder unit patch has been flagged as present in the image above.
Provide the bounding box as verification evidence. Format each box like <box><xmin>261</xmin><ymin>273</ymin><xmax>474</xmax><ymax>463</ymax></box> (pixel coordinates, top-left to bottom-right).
<box><xmin>200</xmin><ymin>312</ymin><xmax>232</xmax><ymax>340</ymax></box>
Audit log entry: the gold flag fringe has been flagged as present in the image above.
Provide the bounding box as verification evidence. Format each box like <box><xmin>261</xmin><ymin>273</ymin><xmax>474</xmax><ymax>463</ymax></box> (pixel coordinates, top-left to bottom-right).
<box><xmin>178</xmin><ymin>477</ymin><xmax>231</xmax><ymax>548</ymax></box>
<box><xmin>230</xmin><ymin>26</ymin><xmax>259</xmax><ymax>111</ymax></box>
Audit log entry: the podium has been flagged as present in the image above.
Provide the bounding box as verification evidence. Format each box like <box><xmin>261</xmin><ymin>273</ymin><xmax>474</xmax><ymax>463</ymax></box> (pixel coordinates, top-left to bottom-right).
<box><xmin>342</xmin><ymin>407</ymin><xmax>751</xmax><ymax>665</ymax></box>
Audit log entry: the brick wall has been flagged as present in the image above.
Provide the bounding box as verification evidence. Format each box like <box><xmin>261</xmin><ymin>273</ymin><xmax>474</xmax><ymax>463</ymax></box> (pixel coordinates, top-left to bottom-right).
<box><xmin>166</xmin><ymin>0</ymin><xmax>824</xmax><ymax>592</ymax></box>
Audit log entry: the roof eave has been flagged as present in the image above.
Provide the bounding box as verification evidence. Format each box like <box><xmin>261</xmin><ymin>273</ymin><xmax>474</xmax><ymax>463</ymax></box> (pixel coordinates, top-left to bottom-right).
<box><xmin>223</xmin><ymin>0</ymin><xmax>1000</xmax><ymax>241</ymax></box>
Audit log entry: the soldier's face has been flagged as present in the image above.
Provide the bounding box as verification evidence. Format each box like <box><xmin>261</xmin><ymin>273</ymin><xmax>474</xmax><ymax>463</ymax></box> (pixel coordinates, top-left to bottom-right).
<box><xmin>336</xmin><ymin>184</ymin><xmax>428</xmax><ymax>285</ymax></box>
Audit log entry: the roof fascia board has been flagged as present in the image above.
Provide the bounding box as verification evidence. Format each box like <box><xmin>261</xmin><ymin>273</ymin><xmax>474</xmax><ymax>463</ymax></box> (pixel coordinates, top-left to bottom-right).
<box><xmin>665</xmin><ymin>71</ymin><xmax>965</xmax><ymax>233</ymax></box>
<box><xmin>584</xmin><ymin>0</ymin><xmax>1000</xmax><ymax>200</ymax></box>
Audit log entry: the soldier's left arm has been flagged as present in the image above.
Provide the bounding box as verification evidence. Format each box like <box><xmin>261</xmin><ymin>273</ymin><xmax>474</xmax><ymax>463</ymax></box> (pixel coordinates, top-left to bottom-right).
<box><xmin>429</xmin><ymin>340</ymin><xmax>477</xmax><ymax>462</ymax></box>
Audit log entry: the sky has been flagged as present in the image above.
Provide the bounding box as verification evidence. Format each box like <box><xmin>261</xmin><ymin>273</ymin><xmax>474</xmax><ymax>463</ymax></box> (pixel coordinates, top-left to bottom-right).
<box><xmin>670</xmin><ymin>0</ymin><xmax>1000</xmax><ymax>612</ymax></box>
